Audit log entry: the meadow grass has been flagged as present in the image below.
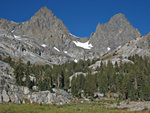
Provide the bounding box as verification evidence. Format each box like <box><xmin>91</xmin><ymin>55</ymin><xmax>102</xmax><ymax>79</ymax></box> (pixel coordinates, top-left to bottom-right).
<box><xmin>0</xmin><ymin>103</ymin><xmax>149</xmax><ymax>113</ymax></box>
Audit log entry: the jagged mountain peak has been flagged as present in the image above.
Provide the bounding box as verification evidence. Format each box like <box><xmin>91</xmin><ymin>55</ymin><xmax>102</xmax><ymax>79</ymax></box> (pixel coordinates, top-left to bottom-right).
<box><xmin>38</xmin><ymin>6</ymin><xmax>52</xmax><ymax>12</ymax></box>
<box><xmin>89</xmin><ymin>13</ymin><xmax>141</xmax><ymax>55</ymax></box>
<box><xmin>33</xmin><ymin>6</ymin><xmax>54</xmax><ymax>18</ymax></box>
<box><xmin>109</xmin><ymin>13</ymin><xmax>134</xmax><ymax>28</ymax></box>
<box><xmin>110</xmin><ymin>13</ymin><xmax>126</xmax><ymax>21</ymax></box>
<box><xmin>13</xmin><ymin>6</ymin><xmax>70</xmax><ymax>47</ymax></box>
<box><xmin>99</xmin><ymin>13</ymin><xmax>132</xmax><ymax>29</ymax></box>
<box><xmin>0</xmin><ymin>8</ymin><xmax>147</xmax><ymax>65</ymax></box>
<box><xmin>95</xmin><ymin>13</ymin><xmax>131</xmax><ymax>33</ymax></box>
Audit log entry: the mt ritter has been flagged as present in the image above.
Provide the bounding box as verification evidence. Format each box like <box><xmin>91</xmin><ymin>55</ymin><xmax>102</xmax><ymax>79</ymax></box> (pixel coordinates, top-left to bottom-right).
<box><xmin>1</xmin><ymin>6</ymin><xmax>150</xmax><ymax>107</ymax></box>
<box><xmin>0</xmin><ymin>6</ymin><xmax>149</xmax><ymax>64</ymax></box>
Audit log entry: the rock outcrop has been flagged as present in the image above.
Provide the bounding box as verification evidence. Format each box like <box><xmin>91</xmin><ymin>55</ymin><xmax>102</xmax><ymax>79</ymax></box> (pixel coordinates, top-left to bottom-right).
<box><xmin>0</xmin><ymin>61</ymin><xmax>71</xmax><ymax>104</ymax></box>
<box><xmin>0</xmin><ymin>18</ymin><xmax>18</xmax><ymax>35</ymax></box>
<box><xmin>113</xmin><ymin>33</ymin><xmax>150</xmax><ymax>58</ymax></box>
<box><xmin>0</xmin><ymin>7</ymin><xmax>100</xmax><ymax>64</ymax></box>
<box><xmin>89</xmin><ymin>13</ymin><xmax>141</xmax><ymax>55</ymax></box>
<box><xmin>14</xmin><ymin>6</ymin><xmax>70</xmax><ymax>49</ymax></box>
<box><xmin>0</xmin><ymin>7</ymin><xmax>146</xmax><ymax>65</ymax></box>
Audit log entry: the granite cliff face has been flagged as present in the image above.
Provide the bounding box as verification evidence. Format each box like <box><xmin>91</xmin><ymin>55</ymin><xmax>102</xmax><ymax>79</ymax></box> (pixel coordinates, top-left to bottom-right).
<box><xmin>88</xmin><ymin>33</ymin><xmax>150</xmax><ymax>71</ymax></box>
<box><xmin>0</xmin><ymin>7</ymin><xmax>99</xmax><ymax>64</ymax></box>
<box><xmin>0</xmin><ymin>7</ymin><xmax>147</xmax><ymax>64</ymax></box>
<box><xmin>14</xmin><ymin>7</ymin><xmax>70</xmax><ymax>48</ymax></box>
<box><xmin>89</xmin><ymin>13</ymin><xmax>141</xmax><ymax>55</ymax></box>
<box><xmin>114</xmin><ymin>33</ymin><xmax>150</xmax><ymax>58</ymax></box>
<box><xmin>0</xmin><ymin>18</ymin><xmax>18</xmax><ymax>35</ymax></box>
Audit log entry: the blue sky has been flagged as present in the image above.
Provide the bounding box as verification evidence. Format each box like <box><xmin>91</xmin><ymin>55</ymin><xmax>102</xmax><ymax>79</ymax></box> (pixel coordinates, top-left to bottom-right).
<box><xmin>0</xmin><ymin>0</ymin><xmax>149</xmax><ymax>37</ymax></box>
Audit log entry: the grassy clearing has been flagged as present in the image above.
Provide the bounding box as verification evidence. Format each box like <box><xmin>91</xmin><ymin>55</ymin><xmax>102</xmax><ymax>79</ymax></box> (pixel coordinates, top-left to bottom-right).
<box><xmin>0</xmin><ymin>103</ymin><xmax>149</xmax><ymax>113</ymax></box>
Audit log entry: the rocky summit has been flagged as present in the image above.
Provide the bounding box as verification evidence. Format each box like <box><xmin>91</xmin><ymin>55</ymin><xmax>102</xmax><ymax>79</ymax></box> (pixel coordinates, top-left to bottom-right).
<box><xmin>0</xmin><ymin>7</ymin><xmax>99</xmax><ymax>64</ymax></box>
<box><xmin>0</xmin><ymin>6</ymin><xmax>148</xmax><ymax>65</ymax></box>
<box><xmin>14</xmin><ymin>6</ymin><xmax>70</xmax><ymax>48</ymax></box>
<box><xmin>89</xmin><ymin>13</ymin><xmax>141</xmax><ymax>55</ymax></box>
<box><xmin>0</xmin><ymin>7</ymin><xmax>148</xmax><ymax>64</ymax></box>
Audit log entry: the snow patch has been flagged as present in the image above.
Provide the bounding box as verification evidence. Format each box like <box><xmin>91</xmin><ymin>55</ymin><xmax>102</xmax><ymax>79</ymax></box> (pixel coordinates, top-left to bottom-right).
<box><xmin>64</xmin><ymin>51</ymin><xmax>68</xmax><ymax>54</ymax></box>
<box><xmin>14</xmin><ymin>35</ymin><xmax>21</xmax><ymax>39</ymax></box>
<box><xmin>74</xmin><ymin>59</ymin><xmax>78</xmax><ymax>63</ymax></box>
<box><xmin>117</xmin><ymin>45</ymin><xmax>121</xmax><ymax>49</ymax></box>
<box><xmin>41</xmin><ymin>44</ymin><xmax>47</xmax><ymax>47</ymax></box>
<box><xmin>14</xmin><ymin>35</ymin><xmax>22</xmax><ymax>40</ymax></box>
<box><xmin>54</xmin><ymin>47</ymin><xmax>60</xmax><ymax>52</ymax></box>
<box><xmin>107</xmin><ymin>47</ymin><xmax>111</xmax><ymax>51</ymax></box>
<box><xmin>73</xmin><ymin>41</ymin><xmax>93</xmax><ymax>49</ymax></box>
<box><xmin>11</xmin><ymin>29</ymin><xmax>15</xmax><ymax>33</ymax></box>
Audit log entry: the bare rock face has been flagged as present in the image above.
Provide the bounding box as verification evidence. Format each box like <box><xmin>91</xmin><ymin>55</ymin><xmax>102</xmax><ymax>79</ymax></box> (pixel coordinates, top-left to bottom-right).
<box><xmin>89</xmin><ymin>13</ymin><xmax>141</xmax><ymax>55</ymax></box>
<box><xmin>0</xmin><ymin>61</ymin><xmax>72</xmax><ymax>104</ymax></box>
<box><xmin>137</xmin><ymin>33</ymin><xmax>150</xmax><ymax>50</ymax></box>
<box><xmin>1</xmin><ymin>90</ymin><xmax>10</xmax><ymax>102</ymax></box>
<box><xmin>0</xmin><ymin>7</ymin><xmax>98</xmax><ymax>64</ymax></box>
<box><xmin>14</xmin><ymin>6</ymin><xmax>70</xmax><ymax>49</ymax></box>
<box><xmin>0</xmin><ymin>7</ymin><xmax>146</xmax><ymax>64</ymax></box>
<box><xmin>106</xmin><ymin>33</ymin><xmax>150</xmax><ymax>59</ymax></box>
<box><xmin>0</xmin><ymin>18</ymin><xmax>18</xmax><ymax>35</ymax></box>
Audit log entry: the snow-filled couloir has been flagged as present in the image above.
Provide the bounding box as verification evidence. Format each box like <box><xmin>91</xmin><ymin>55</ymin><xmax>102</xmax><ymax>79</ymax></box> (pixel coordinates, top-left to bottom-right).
<box><xmin>73</xmin><ymin>41</ymin><xmax>93</xmax><ymax>49</ymax></box>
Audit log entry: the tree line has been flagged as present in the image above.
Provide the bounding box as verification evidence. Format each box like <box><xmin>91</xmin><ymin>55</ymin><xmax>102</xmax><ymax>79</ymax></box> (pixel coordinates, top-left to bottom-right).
<box><xmin>71</xmin><ymin>55</ymin><xmax>150</xmax><ymax>101</ymax></box>
<box><xmin>1</xmin><ymin>55</ymin><xmax>150</xmax><ymax>101</ymax></box>
<box><xmin>1</xmin><ymin>56</ymin><xmax>94</xmax><ymax>91</ymax></box>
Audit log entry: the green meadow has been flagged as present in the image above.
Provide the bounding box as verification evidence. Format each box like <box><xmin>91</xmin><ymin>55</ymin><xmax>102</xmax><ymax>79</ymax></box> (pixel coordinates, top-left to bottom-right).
<box><xmin>0</xmin><ymin>103</ymin><xmax>149</xmax><ymax>113</ymax></box>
